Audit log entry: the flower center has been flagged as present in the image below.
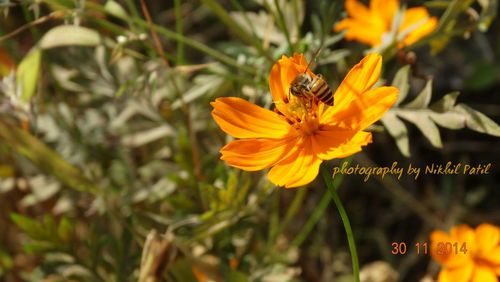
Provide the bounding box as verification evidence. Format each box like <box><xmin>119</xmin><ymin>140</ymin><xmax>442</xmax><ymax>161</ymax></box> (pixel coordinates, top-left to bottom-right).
<box><xmin>274</xmin><ymin>96</ymin><xmax>320</xmax><ymax>136</ymax></box>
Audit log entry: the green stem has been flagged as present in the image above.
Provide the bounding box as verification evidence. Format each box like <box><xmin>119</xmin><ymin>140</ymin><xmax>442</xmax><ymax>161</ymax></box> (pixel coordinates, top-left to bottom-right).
<box><xmin>174</xmin><ymin>0</ymin><xmax>185</xmax><ymax>65</ymax></box>
<box><xmin>291</xmin><ymin>158</ymin><xmax>351</xmax><ymax>247</ymax></box>
<box><xmin>290</xmin><ymin>189</ymin><xmax>330</xmax><ymax>247</ymax></box>
<box><xmin>321</xmin><ymin>165</ymin><xmax>360</xmax><ymax>282</ymax></box>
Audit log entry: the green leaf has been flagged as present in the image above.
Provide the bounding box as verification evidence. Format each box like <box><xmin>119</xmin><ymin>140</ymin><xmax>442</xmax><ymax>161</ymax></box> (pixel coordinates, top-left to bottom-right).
<box><xmin>57</xmin><ymin>217</ymin><xmax>73</xmax><ymax>243</ymax></box>
<box><xmin>225</xmin><ymin>271</ymin><xmax>249</xmax><ymax>282</ymax></box>
<box><xmin>16</xmin><ymin>48</ymin><xmax>42</xmax><ymax>102</ymax></box>
<box><xmin>430</xmin><ymin>91</ymin><xmax>460</xmax><ymax>112</ymax></box>
<box><xmin>386</xmin><ymin>87</ymin><xmax>500</xmax><ymax>156</ymax></box>
<box><xmin>392</xmin><ymin>65</ymin><xmax>411</xmax><ymax>105</ymax></box>
<box><xmin>23</xmin><ymin>241</ymin><xmax>56</xmax><ymax>254</ymax></box>
<box><xmin>397</xmin><ymin>111</ymin><xmax>443</xmax><ymax>148</ymax></box>
<box><xmin>381</xmin><ymin>113</ymin><xmax>410</xmax><ymax>157</ymax></box>
<box><xmin>10</xmin><ymin>213</ymin><xmax>43</xmax><ymax>239</ymax></box>
<box><xmin>456</xmin><ymin>104</ymin><xmax>500</xmax><ymax>136</ymax></box>
<box><xmin>429</xmin><ymin>112</ymin><xmax>465</xmax><ymax>129</ymax></box>
<box><xmin>403</xmin><ymin>80</ymin><xmax>432</xmax><ymax>109</ymax></box>
<box><xmin>104</xmin><ymin>0</ymin><xmax>129</xmax><ymax>21</ymax></box>
<box><xmin>39</xmin><ymin>26</ymin><xmax>101</xmax><ymax>49</ymax></box>
<box><xmin>0</xmin><ymin>250</ymin><xmax>14</xmax><ymax>270</ymax></box>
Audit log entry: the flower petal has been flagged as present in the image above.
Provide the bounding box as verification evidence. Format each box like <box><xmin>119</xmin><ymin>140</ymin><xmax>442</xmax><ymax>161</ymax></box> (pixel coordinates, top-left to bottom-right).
<box><xmin>345</xmin><ymin>0</ymin><xmax>371</xmax><ymax>20</ymax></box>
<box><xmin>322</xmin><ymin>54</ymin><xmax>383</xmax><ymax>123</ymax></box>
<box><xmin>370</xmin><ymin>0</ymin><xmax>399</xmax><ymax>27</ymax></box>
<box><xmin>325</xmin><ymin>86</ymin><xmax>398</xmax><ymax>130</ymax></box>
<box><xmin>269</xmin><ymin>53</ymin><xmax>313</xmax><ymax>103</ymax></box>
<box><xmin>437</xmin><ymin>262</ymin><xmax>474</xmax><ymax>282</ymax></box>
<box><xmin>311</xmin><ymin>127</ymin><xmax>372</xmax><ymax>160</ymax></box>
<box><xmin>220</xmin><ymin>137</ymin><xmax>298</xmax><ymax>171</ymax></box>
<box><xmin>334</xmin><ymin>19</ymin><xmax>386</xmax><ymax>47</ymax></box>
<box><xmin>481</xmin><ymin>246</ymin><xmax>500</xmax><ymax>266</ymax></box>
<box><xmin>267</xmin><ymin>138</ymin><xmax>322</xmax><ymax>188</ymax></box>
<box><xmin>431</xmin><ymin>228</ymin><xmax>473</xmax><ymax>268</ymax></box>
<box><xmin>399</xmin><ymin>7</ymin><xmax>437</xmax><ymax>46</ymax></box>
<box><xmin>211</xmin><ymin>97</ymin><xmax>292</xmax><ymax>139</ymax></box>
<box><xmin>334</xmin><ymin>0</ymin><xmax>388</xmax><ymax>46</ymax></box>
<box><xmin>452</xmin><ymin>225</ymin><xmax>476</xmax><ymax>252</ymax></box>
<box><xmin>474</xmin><ymin>223</ymin><xmax>500</xmax><ymax>252</ymax></box>
<box><xmin>431</xmin><ymin>230</ymin><xmax>454</xmax><ymax>265</ymax></box>
<box><xmin>471</xmin><ymin>265</ymin><xmax>498</xmax><ymax>282</ymax></box>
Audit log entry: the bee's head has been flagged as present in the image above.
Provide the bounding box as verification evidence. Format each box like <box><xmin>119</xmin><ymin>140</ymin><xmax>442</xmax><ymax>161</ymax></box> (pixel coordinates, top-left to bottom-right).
<box><xmin>289</xmin><ymin>74</ymin><xmax>311</xmax><ymax>97</ymax></box>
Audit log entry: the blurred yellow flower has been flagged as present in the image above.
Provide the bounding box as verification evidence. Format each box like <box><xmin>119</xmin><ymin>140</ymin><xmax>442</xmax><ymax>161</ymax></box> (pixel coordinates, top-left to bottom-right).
<box><xmin>431</xmin><ymin>223</ymin><xmax>500</xmax><ymax>282</ymax></box>
<box><xmin>334</xmin><ymin>0</ymin><xmax>438</xmax><ymax>47</ymax></box>
<box><xmin>211</xmin><ymin>53</ymin><xmax>398</xmax><ymax>188</ymax></box>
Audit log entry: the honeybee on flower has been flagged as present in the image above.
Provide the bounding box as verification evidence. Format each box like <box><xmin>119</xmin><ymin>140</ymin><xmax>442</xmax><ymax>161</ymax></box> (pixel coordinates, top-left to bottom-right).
<box><xmin>211</xmin><ymin>53</ymin><xmax>398</xmax><ymax>188</ymax></box>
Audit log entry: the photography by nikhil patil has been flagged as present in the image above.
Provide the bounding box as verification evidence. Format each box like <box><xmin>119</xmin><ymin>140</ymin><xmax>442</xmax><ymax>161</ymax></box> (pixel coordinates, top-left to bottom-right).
<box><xmin>0</xmin><ymin>0</ymin><xmax>499</xmax><ymax>281</ymax></box>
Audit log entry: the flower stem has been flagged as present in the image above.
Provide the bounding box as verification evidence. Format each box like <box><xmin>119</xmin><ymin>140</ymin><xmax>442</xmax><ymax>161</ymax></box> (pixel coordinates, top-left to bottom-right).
<box><xmin>291</xmin><ymin>158</ymin><xmax>351</xmax><ymax>247</ymax></box>
<box><xmin>321</xmin><ymin>165</ymin><xmax>360</xmax><ymax>282</ymax></box>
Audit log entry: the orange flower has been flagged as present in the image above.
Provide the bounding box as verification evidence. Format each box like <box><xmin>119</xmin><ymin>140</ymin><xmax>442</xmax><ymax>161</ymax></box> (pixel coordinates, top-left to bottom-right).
<box><xmin>211</xmin><ymin>53</ymin><xmax>398</xmax><ymax>188</ymax></box>
<box><xmin>334</xmin><ymin>0</ymin><xmax>438</xmax><ymax>47</ymax></box>
<box><xmin>431</xmin><ymin>224</ymin><xmax>500</xmax><ymax>282</ymax></box>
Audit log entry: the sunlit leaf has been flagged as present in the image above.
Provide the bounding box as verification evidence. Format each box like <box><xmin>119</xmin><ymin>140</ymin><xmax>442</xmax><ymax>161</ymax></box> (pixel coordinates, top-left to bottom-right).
<box><xmin>403</xmin><ymin>80</ymin><xmax>432</xmax><ymax>109</ymax></box>
<box><xmin>397</xmin><ymin>111</ymin><xmax>443</xmax><ymax>148</ymax></box>
<box><xmin>39</xmin><ymin>26</ymin><xmax>101</xmax><ymax>49</ymax></box>
<box><xmin>392</xmin><ymin>65</ymin><xmax>411</xmax><ymax>106</ymax></box>
<box><xmin>16</xmin><ymin>48</ymin><xmax>41</xmax><ymax>102</ymax></box>
<box><xmin>104</xmin><ymin>0</ymin><xmax>129</xmax><ymax>21</ymax></box>
<box><xmin>381</xmin><ymin>112</ymin><xmax>410</xmax><ymax>157</ymax></box>
<box><xmin>456</xmin><ymin>104</ymin><xmax>500</xmax><ymax>136</ymax></box>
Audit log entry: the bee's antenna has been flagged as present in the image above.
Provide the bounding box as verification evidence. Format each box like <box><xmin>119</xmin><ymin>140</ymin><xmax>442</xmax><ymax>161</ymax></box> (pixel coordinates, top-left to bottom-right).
<box><xmin>304</xmin><ymin>47</ymin><xmax>323</xmax><ymax>73</ymax></box>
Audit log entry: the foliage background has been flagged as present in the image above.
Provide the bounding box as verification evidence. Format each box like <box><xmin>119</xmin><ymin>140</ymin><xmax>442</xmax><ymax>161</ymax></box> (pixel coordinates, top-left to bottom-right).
<box><xmin>0</xmin><ymin>0</ymin><xmax>499</xmax><ymax>281</ymax></box>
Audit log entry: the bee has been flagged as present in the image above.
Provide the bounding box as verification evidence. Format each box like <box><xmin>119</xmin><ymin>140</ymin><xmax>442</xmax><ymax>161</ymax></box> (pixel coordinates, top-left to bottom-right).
<box><xmin>289</xmin><ymin>50</ymin><xmax>334</xmax><ymax>107</ymax></box>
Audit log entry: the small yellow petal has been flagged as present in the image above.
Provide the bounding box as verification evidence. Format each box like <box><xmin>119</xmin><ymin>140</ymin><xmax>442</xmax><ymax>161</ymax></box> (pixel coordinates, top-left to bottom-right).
<box><xmin>334</xmin><ymin>19</ymin><xmax>385</xmax><ymax>46</ymax></box>
<box><xmin>370</xmin><ymin>0</ymin><xmax>399</xmax><ymax>27</ymax></box>
<box><xmin>474</xmin><ymin>223</ymin><xmax>500</xmax><ymax>252</ymax></box>
<box><xmin>438</xmin><ymin>262</ymin><xmax>474</xmax><ymax>282</ymax></box>
<box><xmin>452</xmin><ymin>225</ymin><xmax>477</xmax><ymax>252</ymax></box>
<box><xmin>431</xmin><ymin>228</ymin><xmax>473</xmax><ymax>268</ymax></box>
<box><xmin>471</xmin><ymin>265</ymin><xmax>498</xmax><ymax>282</ymax></box>
<box><xmin>345</xmin><ymin>0</ymin><xmax>371</xmax><ymax>20</ymax></box>
<box><xmin>399</xmin><ymin>7</ymin><xmax>437</xmax><ymax>47</ymax></box>
<box><xmin>480</xmin><ymin>246</ymin><xmax>500</xmax><ymax>266</ymax></box>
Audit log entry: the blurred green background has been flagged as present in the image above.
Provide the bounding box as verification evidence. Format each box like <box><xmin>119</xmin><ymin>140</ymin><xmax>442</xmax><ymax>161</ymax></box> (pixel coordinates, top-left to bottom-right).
<box><xmin>0</xmin><ymin>0</ymin><xmax>499</xmax><ymax>281</ymax></box>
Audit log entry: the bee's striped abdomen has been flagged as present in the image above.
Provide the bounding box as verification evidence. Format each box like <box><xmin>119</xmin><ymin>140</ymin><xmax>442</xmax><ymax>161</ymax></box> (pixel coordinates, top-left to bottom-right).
<box><xmin>310</xmin><ymin>75</ymin><xmax>334</xmax><ymax>106</ymax></box>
